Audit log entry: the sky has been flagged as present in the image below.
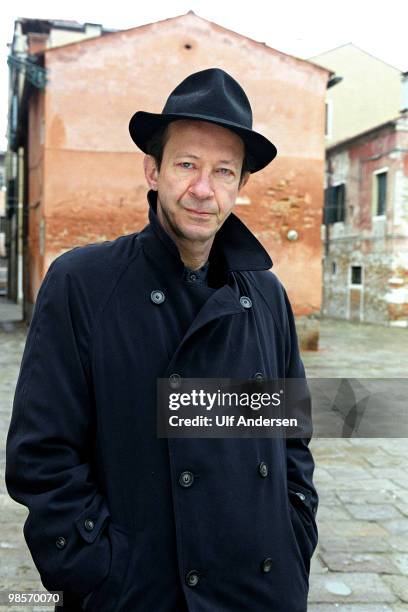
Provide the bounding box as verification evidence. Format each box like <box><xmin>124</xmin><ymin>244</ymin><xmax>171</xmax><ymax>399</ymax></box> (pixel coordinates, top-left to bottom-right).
<box><xmin>1</xmin><ymin>0</ymin><xmax>407</xmax><ymax>151</ymax></box>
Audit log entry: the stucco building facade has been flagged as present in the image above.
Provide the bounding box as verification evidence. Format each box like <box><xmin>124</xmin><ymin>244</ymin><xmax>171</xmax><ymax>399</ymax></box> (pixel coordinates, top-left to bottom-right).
<box><xmin>7</xmin><ymin>12</ymin><xmax>331</xmax><ymax>346</ymax></box>
<box><xmin>323</xmin><ymin>114</ymin><xmax>408</xmax><ymax>326</ymax></box>
<box><xmin>311</xmin><ymin>43</ymin><xmax>403</xmax><ymax>147</ymax></box>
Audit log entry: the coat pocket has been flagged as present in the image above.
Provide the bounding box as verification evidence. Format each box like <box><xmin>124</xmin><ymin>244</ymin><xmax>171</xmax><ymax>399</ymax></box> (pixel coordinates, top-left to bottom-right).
<box><xmin>287</xmin><ymin>485</ymin><xmax>318</xmax><ymax>575</ymax></box>
<box><xmin>82</xmin><ymin>522</ymin><xmax>132</xmax><ymax>612</ymax></box>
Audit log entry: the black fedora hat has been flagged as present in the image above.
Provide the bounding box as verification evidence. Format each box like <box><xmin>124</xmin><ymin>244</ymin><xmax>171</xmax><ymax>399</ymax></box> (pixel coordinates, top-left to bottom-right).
<box><xmin>128</xmin><ymin>68</ymin><xmax>277</xmax><ymax>173</ymax></box>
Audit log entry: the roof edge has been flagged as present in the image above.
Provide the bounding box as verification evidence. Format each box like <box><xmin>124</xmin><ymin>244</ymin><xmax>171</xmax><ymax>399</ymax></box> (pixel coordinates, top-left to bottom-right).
<box><xmin>310</xmin><ymin>42</ymin><xmax>403</xmax><ymax>73</ymax></box>
<box><xmin>327</xmin><ymin>115</ymin><xmax>404</xmax><ymax>151</ymax></box>
<box><xmin>36</xmin><ymin>10</ymin><xmax>332</xmax><ymax>76</ymax></box>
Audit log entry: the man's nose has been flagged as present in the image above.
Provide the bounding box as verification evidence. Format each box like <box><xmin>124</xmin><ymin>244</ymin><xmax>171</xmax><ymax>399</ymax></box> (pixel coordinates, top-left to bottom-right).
<box><xmin>188</xmin><ymin>170</ymin><xmax>215</xmax><ymax>199</ymax></box>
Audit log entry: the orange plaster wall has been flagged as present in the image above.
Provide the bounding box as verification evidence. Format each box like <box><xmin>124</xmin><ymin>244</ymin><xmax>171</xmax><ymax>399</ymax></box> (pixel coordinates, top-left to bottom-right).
<box><xmin>35</xmin><ymin>13</ymin><xmax>329</xmax><ymax>314</ymax></box>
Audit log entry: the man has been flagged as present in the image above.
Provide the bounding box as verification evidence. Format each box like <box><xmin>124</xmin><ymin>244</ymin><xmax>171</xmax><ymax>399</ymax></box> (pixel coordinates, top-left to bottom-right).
<box><xmin>6</xmin><ymin>68</ymin><xmax>318</xmax><ymax>612</ymax></box>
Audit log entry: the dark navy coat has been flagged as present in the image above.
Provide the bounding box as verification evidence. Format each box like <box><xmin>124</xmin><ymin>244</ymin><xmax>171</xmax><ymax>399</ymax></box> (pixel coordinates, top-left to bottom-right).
<box><xmin>6</xmin><ymin>190</ymin><xmax>318</xmax><ymax>612</ymax></box>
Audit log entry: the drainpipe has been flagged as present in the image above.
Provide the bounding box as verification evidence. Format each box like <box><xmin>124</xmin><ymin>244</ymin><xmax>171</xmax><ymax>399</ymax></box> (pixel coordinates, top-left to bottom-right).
<box><xmin>401</xmin><ymin>72</ymin><xmax>408</xmax><ymax>113</ymax></box>
<box><xmin>324</xmin><ymin>155</ymin><xmax>332</xmax><ymax>257</ymax></box>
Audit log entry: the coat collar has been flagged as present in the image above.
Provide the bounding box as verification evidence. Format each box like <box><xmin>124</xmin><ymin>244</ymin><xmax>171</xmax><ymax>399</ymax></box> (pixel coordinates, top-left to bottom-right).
<box><xmin>138</xmin><ymin>189</ymin><xmax>273</xmax><ymax>279</ymax></box>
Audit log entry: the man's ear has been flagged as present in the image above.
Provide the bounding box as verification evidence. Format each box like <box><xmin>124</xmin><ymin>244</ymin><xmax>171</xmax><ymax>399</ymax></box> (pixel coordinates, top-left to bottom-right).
<box><xmin>238</xmin><ymin>171</ymin><xmax>250</xmax><ymax>191</ymax></box>
<box><xmin>143</xmin><ymin>155</ymin><xmax>159</xmax><ymax>191</ymax></box>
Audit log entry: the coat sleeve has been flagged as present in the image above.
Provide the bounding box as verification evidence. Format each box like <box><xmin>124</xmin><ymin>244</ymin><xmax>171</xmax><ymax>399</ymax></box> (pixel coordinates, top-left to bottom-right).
<box><xmin>282</xmin><ymin>287</ymin><xmax>319</xmax><ymax>535</ymax></box>
<box><xmin>5</xmin><ymin>255</ymin><xmax>112</xmax><ymax>600</ymax></box>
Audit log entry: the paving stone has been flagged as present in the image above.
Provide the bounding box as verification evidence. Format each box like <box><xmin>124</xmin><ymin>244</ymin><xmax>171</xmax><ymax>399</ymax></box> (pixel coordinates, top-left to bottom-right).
<box><xmin>316</xmin><ymin>489</ymin><xmax>339</xmax><ymax>506</ymax></box>
<box><xmin>391</xmin><ymin>480</ymin><xmax>408</xmax><ymax>491</ymax></box>
<box><xmin>389</xmin><ymin>537</ymin><xmax>408</xmax><ymax>553</ymax></box>
<box><xmin>382</xmin><ymin>520</ymin><xmax>408</xmax><ymax>537</ymax></box>
<box><xmin>324</xmin><ymin>479</ymin><xmax>400</xmax><ymax>492</ymax></box>
<box><xmin>0</xmin><ymin>549</ymin><xmax>39</xmax><ymax>580</ymax></box>
<box><xmin>320</xmin><ymin>537</ymin><xmax>390</xmax><ymax>553</ymax></box>
<box><xmin>367</xmin><ymin>455</ymin><xmax>407</xmax><ymax>468</ymax></box>
<box><xmin>0</xmin><ymin>579</ymin><xmax>46</xmax><ymax>591</ymax></box>
<box><xmin>0</xmin><ymin>609</ymin><xmax>54</xmax><ymax>612</ymax></box>
<box><xmin>349</xmin><ymin>440</ymin><xmax>390</xmax><ymax>448</ymax></box>
<box><xmin>346</xmin><ymin>505</ymin><xmax>403</xmax><ymax>521</ymax></box>
<box><xmin>369</xmin><ymin>469</ymin><xmax>408</xmax><ymax>480</ymax></box>
<box><xmin>395</xmin><ymin>492</ymin><xmax>408</xmax><ymax>505</ymax></box>
<box><xmin>382</xmin><ymin>575</ymin><xmax>408</xmax><ymax>603</ymax></box>
<box><xmin>318</xmin><ymin>520</ymin><xmax>390</xmax><ymax>539</ymax></box>
<box><xmin>392</xmin><ymin>554</ymin><xmax>408</xmax><ymax>576</ymax></box>
<box><xmin>319</xmin><ymin>551</ymin><xmax>400</xmax><ymax>574</ymax></box>
<box><xmin>312</xmin><ymin>553</ymin><xmax>330</xmax><ymax>574</ymax></box>
<box><xmin>308</xmin><ymin>606</ymin><xmax>393</xmax><ymax>611</ymax></box>
<box><xmin>313</xmin><ymin>455</ymin><xmax>350</xmax><ymax>466</ymax></box>
<box><xmin>337</xmin><ymin>490</ymin><xmax>399</xmax><ymax>505</ymax></box>
<box><xmin>380</xmin><ymin>441</ymin><xmax>408</xmax><ymax>453</ymax></box>
<box><xmin>385</xmin><ymin>448</ymin><xmax>408</xmax><ymax>457</ymax></box>
<box><xmin>326</xmin><ymin>467</ymin><xmax>373</xmax><ymax>480</ymax></box>
<box><xmin>395</xmin><ymin>504</ymin><xmax>408</xmax><ymax>519</ymax></box>
<box><xmin>315</xmin><ymin>467</ymin><xmax>335</xmax><ymax>482</ymax></box>
<box><xmin>308</xmin><ymin>572</ymin><xmax>396</xmax><ymax>603</ymax></box>
<box><xmin>318</xmin><ymin>505</ymin><xmax>351</xmax><ymax>521</ymax></box>
<box><xmin>0</xmin><ymin>495</ymin><xmax>19</xmax><ymax>509</ymax></box>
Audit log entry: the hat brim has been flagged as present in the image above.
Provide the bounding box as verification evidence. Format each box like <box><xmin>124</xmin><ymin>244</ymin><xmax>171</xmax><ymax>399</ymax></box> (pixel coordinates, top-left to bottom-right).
<box><xmin>128</xmin><ymin>111</ymin><xmax>277</xmax><ymax>173</ymax></box>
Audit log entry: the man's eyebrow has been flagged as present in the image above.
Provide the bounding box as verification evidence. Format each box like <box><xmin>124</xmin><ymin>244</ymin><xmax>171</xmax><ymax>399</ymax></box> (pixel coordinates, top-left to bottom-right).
<box><xmin>175</xmin><ymin>153</ymin><xmax>200</xmax><ymax>159</ymax></box>
<box><xmin>174</xmin><ymin>153</ymin><xmax>238</xmax><ymax>166</ymax></box>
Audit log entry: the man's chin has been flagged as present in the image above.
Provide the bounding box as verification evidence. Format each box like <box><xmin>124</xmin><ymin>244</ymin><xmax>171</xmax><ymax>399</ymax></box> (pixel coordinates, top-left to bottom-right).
<box><xmin>179</xmin><ymin>226</ymin><xmax>216</xmax><ymax>243</ymax></box>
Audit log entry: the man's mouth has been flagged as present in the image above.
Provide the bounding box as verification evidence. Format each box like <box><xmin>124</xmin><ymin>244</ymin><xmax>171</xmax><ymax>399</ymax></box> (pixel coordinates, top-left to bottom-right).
<box><xmin>184</xmin><ymin>207</ymin><xmax>213</xmax><ymax>216</ymax></box>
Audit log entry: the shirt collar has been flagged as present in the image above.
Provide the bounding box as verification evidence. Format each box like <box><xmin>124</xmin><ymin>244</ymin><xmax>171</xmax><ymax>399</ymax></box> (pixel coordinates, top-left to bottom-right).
<box><xmin>183</xmin><ymin>260</ymin><xmax>210</xmax><ymax>285</ymax></box>
<box><xmin>138</xmin><ymin>189</ymin><xmax>273</xmax><ymax>278</ymax></box>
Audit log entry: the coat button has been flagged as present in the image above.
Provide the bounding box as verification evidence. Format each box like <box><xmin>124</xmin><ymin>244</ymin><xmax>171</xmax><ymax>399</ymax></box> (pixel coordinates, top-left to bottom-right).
<box><xmin>258</xmin><ymin>461</ymin><xmax>268</xmax><ymax>478</ymax></box>
<box><xmin>84</xmin><ymin>519</ymin><xmax>95</xmax><ymax>531</ymax></box>
<box><xmin>179</xmin><ymin>471</ymin><xmax>194</xmax><ymax>488</ymax></box>
<box><xmin>261</xmin><ymin>557</ymin><xmax>273</xmax><ymax>573</ymax></box>
<box><xmin>169</xmin><ymin>373</ymin><xmax>181</xmax><ymax>389</ymax></box>
<box><xmin>150</xmin><ymin>290</ymin><xmax>165</xmax><ymax>305</ymax></box>
<box><xmin>185</xmin><ymin>570</ymin><xmax>200</xmax><ymax>587</ymax></box>
<box><xmin>55</xmin><ymin>536</ymin><xmax>66</xmax><ymax>549</ymax></box>
<box><xmin>188</xmin><ymin>272</ymin><xmax>198</xmax><ymax>282</ymax></box>
<box><xmin>254</xmin><ymin>372</ymin><xmax>264</xmax><ymax>383</ymax></box>
<box><xmin>240</xmin><ymin>296</ymin><xmax>252</xmax><ymax>309</ymax></box>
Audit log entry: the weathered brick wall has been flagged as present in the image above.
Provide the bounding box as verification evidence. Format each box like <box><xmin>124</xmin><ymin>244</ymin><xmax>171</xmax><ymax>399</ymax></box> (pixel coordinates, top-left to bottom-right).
<box><xmin>323</xmin><ymin>119</ymin><xmax>408</xmax><ymax>326</ymax></box>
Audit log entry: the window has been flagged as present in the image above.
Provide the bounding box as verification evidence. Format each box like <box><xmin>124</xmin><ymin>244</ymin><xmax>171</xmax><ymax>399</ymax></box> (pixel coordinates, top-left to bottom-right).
<box><xmin>325</xmin><ymin>100</ymin><xmax>333</xmax><ymax>138</ymax></box>
<box><xmin>324</xmin><ymin>183</ymin><xmax>346</xmax><ymax>223</ymax></box>
<box><xmin>372</xmin><ymin>170</ymin><xmax>387</xmax><ymax>216</ymax></box>
<box><xmin>351</xmin><ymin>266</ymin><xmax>362</xmax><ymax>285</ymax></box>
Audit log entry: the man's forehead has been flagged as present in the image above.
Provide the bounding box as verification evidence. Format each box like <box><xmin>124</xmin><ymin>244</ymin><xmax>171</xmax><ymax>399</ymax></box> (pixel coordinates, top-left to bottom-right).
<box><xmin>166</xmin><ymin>119</ymin><xmax>245</xmax><ymax>157</ymax></box>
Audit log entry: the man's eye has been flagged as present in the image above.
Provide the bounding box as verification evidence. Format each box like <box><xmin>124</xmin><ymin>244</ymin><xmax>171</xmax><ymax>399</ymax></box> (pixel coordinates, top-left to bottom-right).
<box><xmin>218</xmin><ymin>168</ymin><xmax>232</xmax><ymax>175</ymax></box>
<box><xmin>179</xmin><ymin>162</ymin><xmax>194</xmax><ymax>169</ymax></box>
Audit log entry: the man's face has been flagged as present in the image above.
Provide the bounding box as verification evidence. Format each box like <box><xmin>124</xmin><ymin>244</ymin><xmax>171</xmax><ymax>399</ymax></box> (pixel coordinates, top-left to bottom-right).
<box><xmin>145</xmin><ymin>119</ymin><xmax>249</xmax><ymax>244</ymax></box>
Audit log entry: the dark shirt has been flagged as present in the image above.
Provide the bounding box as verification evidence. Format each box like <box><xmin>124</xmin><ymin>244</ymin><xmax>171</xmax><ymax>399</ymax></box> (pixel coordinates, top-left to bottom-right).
<box><xmin>181</xmin><ymin>260</ymin><xmax>217</xmax><ymax>322</ymax></box>
<box><xmin>182</xmin><ymin>261</ymin><xmax>210</xmax><ymax>286</ymax></box>
<box><xmin>146</xmin><ymin>194</ymin><xmax>219</xmax><ymax>346</ymax></box>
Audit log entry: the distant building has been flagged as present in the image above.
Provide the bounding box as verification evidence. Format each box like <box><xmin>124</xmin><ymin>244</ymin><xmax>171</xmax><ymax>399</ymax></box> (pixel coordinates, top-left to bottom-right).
<box><xmin>5</xmin><ymin>17</ymin><xmax>116</xmax><ymax>304</ymax></box>
<box><xmin>311</xmin><ymin>43</ymin><xmax>403</xmax><ymax>147</ymax></box>
<box><xmin>0</xmin><ymin>151</ymin><xmax>6</xmax><ymax>259</ymax></box>
<box><xmin>323</xmin><ymin>113</ymin><xmax>408</xmax><ymax>326</ymax></box>
<box><xmin>6</xmin><ymin>12</ymin><xmax>332</xmax><ymax>347</ymax></box>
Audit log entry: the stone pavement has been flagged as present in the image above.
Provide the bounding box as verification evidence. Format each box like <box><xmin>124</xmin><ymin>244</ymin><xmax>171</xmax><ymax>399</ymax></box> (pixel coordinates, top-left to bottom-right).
<box><xmin>0</xmin><ymin>317</ymin><xmax>407</xmax><ymax>611</ymax></box>
<box><xmin>0</xmin><ymin>298</ymin><xmax>23</xmax><ymax>326</ymax></box>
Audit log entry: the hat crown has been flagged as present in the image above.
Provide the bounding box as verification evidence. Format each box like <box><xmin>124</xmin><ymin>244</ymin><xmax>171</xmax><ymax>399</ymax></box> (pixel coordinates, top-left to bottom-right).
<box><xmin>162</xmin><ymin>68</ymin><xmax>253</xmax><ymax>129</ymax></box>
<box><xmin>128</xmin><ymin>67</ymin><xmax>277</xmax><ymax>173</ymax></box>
